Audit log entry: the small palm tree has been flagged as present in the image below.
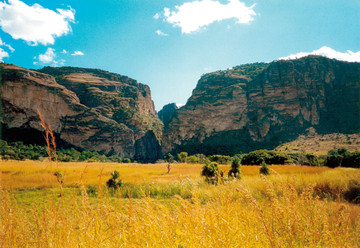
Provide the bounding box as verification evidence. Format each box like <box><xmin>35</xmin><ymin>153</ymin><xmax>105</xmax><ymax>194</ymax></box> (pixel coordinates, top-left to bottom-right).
<box><xmin>106</xmin><ymin>170</ymin><xmax>123</xmax><ymax>190</ymax></box>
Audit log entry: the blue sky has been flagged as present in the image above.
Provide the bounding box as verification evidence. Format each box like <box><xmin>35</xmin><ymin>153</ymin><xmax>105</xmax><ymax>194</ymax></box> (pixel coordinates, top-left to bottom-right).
<box><xmin>0</xmin><ymin>0</ymin><xmax>359</xmax><ymax>110</ymax></box>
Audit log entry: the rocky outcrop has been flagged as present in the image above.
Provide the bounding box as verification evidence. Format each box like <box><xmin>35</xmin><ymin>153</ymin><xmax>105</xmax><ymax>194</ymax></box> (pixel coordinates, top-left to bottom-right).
<box><xmin>0</xmin><ymin>64</ymin><xmax>162</xmax><ymax>160</ymax></box>
<box><xmin>162</xmin><ymin>56</ymin><xmax>360</xmax><ymax>155</ymax></box>
<box><xmin>158</xmin><ymin>103</ymin><xmax>178</xmax><ymax>127</ymax></box>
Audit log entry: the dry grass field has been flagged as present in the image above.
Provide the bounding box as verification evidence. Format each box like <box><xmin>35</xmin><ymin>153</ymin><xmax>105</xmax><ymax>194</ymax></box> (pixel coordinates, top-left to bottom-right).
<box><xmin>1</xmin><ymin>160</ymin><xmax>360</xmax><ymax>247</ymax></box>
<box><xmin>0</xmin><ymin>160</ymin><xmax>331</xmax><ymax>188</ymax></box>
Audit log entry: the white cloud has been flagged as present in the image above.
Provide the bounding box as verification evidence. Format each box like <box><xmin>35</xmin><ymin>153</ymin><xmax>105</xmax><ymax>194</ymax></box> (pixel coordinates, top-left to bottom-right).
<box><xmin>5</xmin><ymin>43</ymin><xmax>14</xmax><ymax>52</ymax></box>
<box><xmin>153</xmin><ymin>13</ymin><xmax>160</xmax><ymax>19</ymax></box>
<box><xmin>0</xmin><ymin>0</ymin><xmax>75</xmax><ymax>46</ymax></box>
<box><xmin>38</xmin><ymin>48</ymin><xmax>56</xmax><ymax>63</ymax></box>
<box><xmin>159</xmin><ymin>0</ymin><xmax>256</xmax><ymax>34</ymax></box>
<box><xmin>0</xmin><ymin>47</ymin><xmax>9</xmax><ymax>61</ymax></box>
<box><xmin>0</xmin><ymin>37</ymin><xmax>15</xmax><ymax>52</ymax></box>
<box><xmin>61</xmin><ymin>49</ymin><xmax>67</xmax><ymax>54</ymax></box>
<box><xmin>156</xmin><ymin>30</ymin><xmax>168</xmax><ymax>36</ymax></box>
<box><xmin>278</xmin><ymin>46</ymin><xmax>360</xmax><ymax>63</ymax></box>
<box><xmin>71</xmin><ymin>51</ymin><xmax>84</xmax><ymax>56</ymax></box>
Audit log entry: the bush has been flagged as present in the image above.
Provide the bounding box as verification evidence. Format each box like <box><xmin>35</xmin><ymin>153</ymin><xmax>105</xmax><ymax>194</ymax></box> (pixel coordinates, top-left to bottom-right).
<box><xmin>259</xmin><ymin>162</ymin><xmax>270</xmax><ymax>175</ymax></box>
<box><xmin>164</xmin><ymin>153</ymin><xmax>174</xmax><ymax>163</ymax></box>
<box><xmin>289</xmin><ymin>153</ymin><xmax>320</xmax><ymax>166</ymax></box>
<box><xmin>325</xmin><ymin>154</ymin><xmax>343</xmax><ymax>168</ymax></box>
<box><xmin>228</xmin><ymin>158</ymin><xmax>241</xmax><ymax>179</ymax></box>
<box><xmin>208</xmin><ymin>155</ymin><xmax>231</xmax><ymax>165</ymax></box>
<box><xmin>177</xmin><ymin>152</ymin><xmax>188</xmax><ymax>163</ymax></box>
<box><xmin>194</xmin><ymin>154</ymin><xmax>207</xmax><ymax>163</ymax></box>
<box><xmin>187</xmin><ymin>155</ymin><xmax>200</xmax><ymax>163</ymax></box>
<box><xmin>242</xmin><ymin>150</ymin><xmax>270</xmax><ymax>165</ymax></box>
<box><xmin>0</xmin><ymin>140</ymin><xmax>128</xmax><ymax>163</ymax></box>
<box><xmin>341</xmin><ymin>152</ymin><xmax>360</xmax><ymax>168</ymax></box>
<box><xmin>201</xmin><ymin>161</ymin><xmax>219</xmax><ymax>184</ymax></box>
<box><xmin>323</xmin><ymin>148</ymin><xmax>359</xmax><ymax>168</ymax></box>
<box><xmin>122</xmin><ymin>158</ymin><xmax>131</xmax><ymax>163</ymax></box>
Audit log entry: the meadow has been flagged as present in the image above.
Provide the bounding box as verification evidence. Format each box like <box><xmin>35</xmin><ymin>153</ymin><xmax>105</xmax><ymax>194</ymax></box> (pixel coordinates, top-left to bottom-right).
<box><xmin>1</xmin><ymin>160</ymin><xmax>360</xmax><ymax>247</ymax></box>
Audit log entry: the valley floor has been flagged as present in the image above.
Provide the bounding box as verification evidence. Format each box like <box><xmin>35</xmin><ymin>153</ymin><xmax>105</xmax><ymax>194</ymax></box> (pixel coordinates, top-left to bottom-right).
<box><xmin>1</xmin><ymin>160</ymin><xmax>360</xmax><ymax>247</ymax></box>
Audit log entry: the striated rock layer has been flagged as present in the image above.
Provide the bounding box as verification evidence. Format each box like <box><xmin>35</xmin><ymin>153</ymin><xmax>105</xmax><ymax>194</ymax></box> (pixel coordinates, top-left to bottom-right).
<box><xmin>0</xmin><ymin>64</ymin><xmax>162</xmax><ymax>161</ymax></box>
<box><xmin>162</xmin><ymin>56</ymin><xmax>360</xmax><ymax>155</ymax></box>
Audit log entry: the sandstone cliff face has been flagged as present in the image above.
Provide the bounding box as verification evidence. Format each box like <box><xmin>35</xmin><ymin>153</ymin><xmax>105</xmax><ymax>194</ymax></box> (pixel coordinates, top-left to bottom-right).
<box><xmin>162</xmin><ymin>56</ymin><xmax>360</xmax><ymax>155</ymax></box>
<box><xmin>0</xmin><ymin>64</ymin><xmax>162</xmax><ymax>161</ymax></box>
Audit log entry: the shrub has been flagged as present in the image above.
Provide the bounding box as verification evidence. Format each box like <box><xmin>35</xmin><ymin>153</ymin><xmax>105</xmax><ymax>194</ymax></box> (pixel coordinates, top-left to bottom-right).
<box><xmin>122</xmin><ymin>158</ymin><xmax>131</xmax><ymax>163</ymax></box>
<box><xmin>342</xmin><ymin>152</ymin><xmax>360</xmax><ymax>168</ymax></box>
<box><xmin>177</xmin><ymin>152</ymin><xmax>188</xmax><ymax>163</ymax></box>
<box><xmin>208</xmin><ymin>155</ymin><xmax>231</xmax><ymax>165</ymax></box>
<box><xmin>228</xmin><ymin>158</ymin><xmax>241</xmax><ymax>179</ymax></box>
<box><xmin>232</xmin><ymin>153</ymin><xmax>243</xmax><ymax>161</ymax></box>
<box><xmin>289</xmin><ymin>153</ymin><xmax>320</xmax><ymax>166</ymax></box>
<box><xmin>259</xmin><ymin>162</ymin><xmax>270</xmax><ymax>175</ymax></box>
<box><xmin>325</xmin><ymin>154</ymin><xmax>343</xmax><ymax>168</ymax></box>
<box><xmin>242</xmin><ymin>150</ymin><xmax>289</xmax><ymax>165</ymax></box>
<box><xmin>242</xmin><ymin>150</ymin><xmax>270</xmax><ymax>165</ymax></box>
<box><xmin>187</xmin><ymin>155</ymin><xmax>200</xmax><ymax>163</ymax></box>
<box><xmin>324</xmin><ymin>148</ymin><xmax>353</xmax><ymax>168</ymax></box>
<box><xmin>201</xmin><ymin>161</ymin><xmax>219</xmax><ymax>184</ymax></box>
<box><xmin>0</xmin><ymin>139</ymin><xmax>127</xmax><ymax>163</ymax></box>
<box><xmin>194</xmin><ymin>154</ymin><xmax>207</xmax><ymax>163</ymax></box>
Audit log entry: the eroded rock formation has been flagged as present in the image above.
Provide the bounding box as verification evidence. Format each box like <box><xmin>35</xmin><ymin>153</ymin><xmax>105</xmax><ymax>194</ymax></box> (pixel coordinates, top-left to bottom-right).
<box><xmin>162</xmin><ymin>56</ymin><xmax>360</xmax><ymax>155</ymax></box>
<box><xmin>0</xmin><ymin>64</ymin><xmax>162</xmax><ymax>161</ymax></box>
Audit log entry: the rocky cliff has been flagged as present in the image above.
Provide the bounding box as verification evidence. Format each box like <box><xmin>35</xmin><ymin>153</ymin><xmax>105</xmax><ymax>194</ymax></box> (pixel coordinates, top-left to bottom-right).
<box><xmin>162</xmin><ymin>56</ymin><xmax>360</xmax><ymax>155</ymax></box>
<box><xmin>158</xmin><ymin>103</ymin><xmax>178</xmax><ymax>127</ymax></box>
<box><xmin>0</xmin><ymin>64</ymin><xmax>162</xmax><ymax>161</ymax></box>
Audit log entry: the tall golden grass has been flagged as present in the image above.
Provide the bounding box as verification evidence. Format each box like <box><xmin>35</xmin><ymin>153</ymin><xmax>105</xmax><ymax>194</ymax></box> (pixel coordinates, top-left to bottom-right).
<box><xmin>0</xmin><ymin>159</ymin><xmax>360</xmax><ymax>247</ymax></box>
<box><xmin>1</xmin><ymin>170</ymin><xmax>360</xmax><ymax>247</ymax></box>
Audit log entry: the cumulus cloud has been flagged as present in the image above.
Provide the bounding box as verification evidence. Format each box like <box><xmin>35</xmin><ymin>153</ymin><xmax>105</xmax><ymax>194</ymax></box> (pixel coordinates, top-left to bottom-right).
<box><xmin>34</xmin><ymin>48</ymin><xmax>64</xmax><ymax>66</ymax></box>
<box><xmin>38</xmin><ymin>48</ymin><xmax>56</xmax><ymax>63</ymax></box>
<box><xmin>157</xmin><ymin>0</ymin><xmax>256</xmax><ymax>34</ymax></box>
<box><xmin>0</xmin><ymin>0</ymin><xmax>75</xmax><ymax>46</ymax></box>
<box><xmin>71</xmin><ymin>51</ymin><xmax>84</xmax><ymax>56</ymax></box>
<box><xmin>278</xmin><ymin>46</ymin><xmax>360</xmax><ymax>63</ymax></box>
<box><xmin>156</xmin><ymin>30</ymin><xmax>168</xmax><ymax>36</ymax></box>
<box><xmin>0</xmin><ymin>47</ymin><xmax>9</xmax><ymax>61</ymax></box>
